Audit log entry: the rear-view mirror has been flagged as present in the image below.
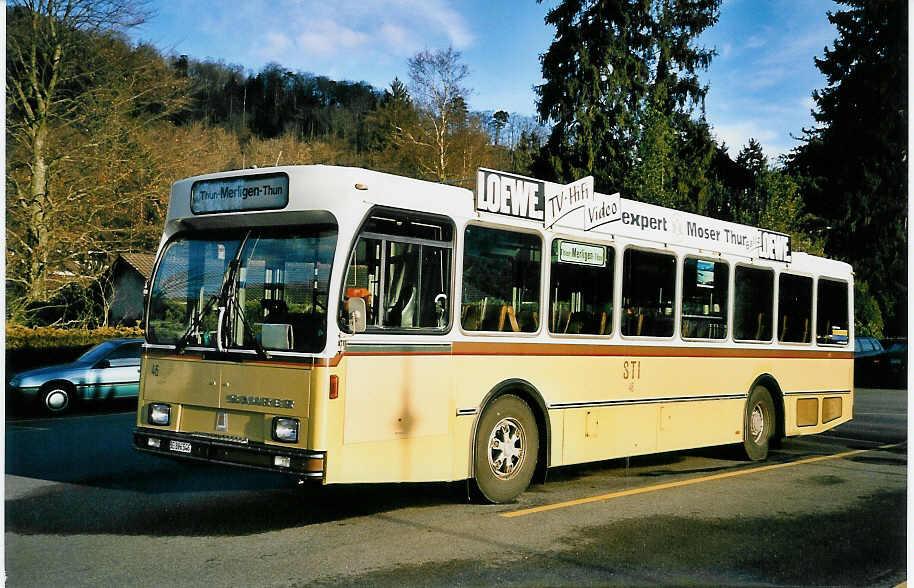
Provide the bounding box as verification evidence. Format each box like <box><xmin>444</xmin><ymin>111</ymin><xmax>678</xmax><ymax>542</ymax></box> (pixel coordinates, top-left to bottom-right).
<box><xmin>347</xmin><ymin>297</ymin><xmax>367</xmax><ymax>333</ymax></box>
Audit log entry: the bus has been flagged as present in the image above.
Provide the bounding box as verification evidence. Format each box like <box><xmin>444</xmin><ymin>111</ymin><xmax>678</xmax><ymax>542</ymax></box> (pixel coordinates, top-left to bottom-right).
<box><xmin>134</xmin><ymin>165</ymin><xmax>853</xmax><ymax>503</ymax></box>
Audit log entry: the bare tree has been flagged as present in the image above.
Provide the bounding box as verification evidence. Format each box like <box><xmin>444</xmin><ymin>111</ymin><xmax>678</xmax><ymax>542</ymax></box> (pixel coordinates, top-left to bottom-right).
<box><xmin>452</xmin><ymin>112</ymin><xmax>493</xmax><ymax>187</ymax></box>
<box><xmin>6</xmin><ymin>1</ymin><xmax>188</xmax><ymax>323</ymax></box>
<box><xmin>398</xmin><ymin>47</ymin><xmax>470</xmax><ymax>182</ymax></box>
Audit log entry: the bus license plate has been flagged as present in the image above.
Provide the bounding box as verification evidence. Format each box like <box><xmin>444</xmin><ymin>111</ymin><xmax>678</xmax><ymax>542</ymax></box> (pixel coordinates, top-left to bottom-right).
<box><xmin>169</xmin><ymin>440</ymin><xmax>192</xmax><ymax>454</ymax></box>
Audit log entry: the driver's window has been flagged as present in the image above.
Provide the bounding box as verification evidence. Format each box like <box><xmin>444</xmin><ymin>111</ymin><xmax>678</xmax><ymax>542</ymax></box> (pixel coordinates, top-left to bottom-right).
<box><xmin>341</xmin><ymin>210</ymin><xmax>453</xmax><ymax>332</ymax></box>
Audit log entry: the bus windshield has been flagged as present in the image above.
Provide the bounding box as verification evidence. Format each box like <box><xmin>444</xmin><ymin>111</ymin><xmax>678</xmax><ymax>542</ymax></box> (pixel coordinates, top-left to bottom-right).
<box><xmin>146</xmin><ymin>225</ymin><xmax>337</xmax><ymax>354</ymax></box>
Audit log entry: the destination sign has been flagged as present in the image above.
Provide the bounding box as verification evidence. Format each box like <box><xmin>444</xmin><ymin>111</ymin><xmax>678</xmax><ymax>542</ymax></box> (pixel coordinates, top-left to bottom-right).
<box><xmin>558</xmin><ymin>240</ymin><xmax>606</xmax><ymax>267</ymax></box>
<box><xmin>191</xmin><ymin>173</ymin><xmax>289</xmax><ymax>215</ymax></box>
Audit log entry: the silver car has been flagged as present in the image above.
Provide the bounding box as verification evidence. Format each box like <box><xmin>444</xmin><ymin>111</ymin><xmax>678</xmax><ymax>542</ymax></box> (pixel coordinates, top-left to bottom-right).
<box><xmin>7</xmin><ymin>338</ymin><xmax>143</xmax><ymax>413</ymax></box>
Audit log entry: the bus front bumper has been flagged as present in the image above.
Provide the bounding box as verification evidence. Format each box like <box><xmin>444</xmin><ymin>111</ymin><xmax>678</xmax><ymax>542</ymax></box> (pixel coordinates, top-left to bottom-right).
<box><xmin>134</xmin><ymin>427</ymin><xmax>325</xmax><ymax>478</ymax></box>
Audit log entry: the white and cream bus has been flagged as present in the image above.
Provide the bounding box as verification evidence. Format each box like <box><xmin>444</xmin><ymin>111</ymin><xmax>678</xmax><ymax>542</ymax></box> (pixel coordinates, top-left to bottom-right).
<box><xmin>134</xmin><ymin>165</ymin><xmax>853</xmax><ymax>503</ymax></box>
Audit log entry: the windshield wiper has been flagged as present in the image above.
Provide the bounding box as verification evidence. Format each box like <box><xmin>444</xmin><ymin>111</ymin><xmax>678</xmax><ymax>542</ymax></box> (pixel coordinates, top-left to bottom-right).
<box><xmin>225</xmin><ymin>294</ymin><xmax>268</xmax><ymax>358</ymax></box>
<box><xmin>174</xmin><ymin>290</ymin><xmax>221</xmax><ymax>354</ymax></box>
<box><xmin>214</xmin><ymin>231</ymin><xmax>268</xmax><ymax>359</ymax></box>
<box><xmin>174</xmin><ymin>232</ymin><xmax>250</xmax><ymax>354</ymax></box>
<box><xmin>173</xmin><ymin>230</ymin><xmax>269</xmax><ymax>358</ymax></box>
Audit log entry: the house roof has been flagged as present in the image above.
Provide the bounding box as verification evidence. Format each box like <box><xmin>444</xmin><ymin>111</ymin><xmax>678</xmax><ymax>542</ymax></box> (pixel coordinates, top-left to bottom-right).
<box><xmin>118</xmin><ymin>253</ymin><xmax>156</xmax><ymax>280</ymax></box>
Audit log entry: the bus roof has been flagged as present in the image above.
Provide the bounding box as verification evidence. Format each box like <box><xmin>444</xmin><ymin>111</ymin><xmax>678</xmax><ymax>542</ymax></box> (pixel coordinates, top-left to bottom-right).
<box><xmin>164</xmin><ymin>164</ymin><xmax>852</xmax><ymax>277</ymax></box>
<box><xmin>167</xmin><ymin>164</ymin><xmax>473</xmax><ymax>222</ymax></box>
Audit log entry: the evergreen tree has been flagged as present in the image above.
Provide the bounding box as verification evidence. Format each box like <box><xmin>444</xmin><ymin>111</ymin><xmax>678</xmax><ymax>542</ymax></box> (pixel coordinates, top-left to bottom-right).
<box><xmin>533</xmin><ymin>0</ymin><xmax>719</xmax><ymax>192</ymax></box>
<box><xmin>735</xmin><ymin>138</ymin><xmax>765</xmax><ymax>176</ymax></box>
<box><xmin>734</xmin><ymin>138</ymin><xmax>768</xmax><ymax>223</ymax></box>
<box><xmin>364</xmin><ymin>78</ymin><xmax>420</xmax><ymax>175</ymax></box>
<box><xmin>726</xmin><ymin>138</ymin><xmax>823</xmax><ymax>256</ymax></box>
<box><xmin>626</xmin><ymin>97</ymin><xmax>676</xmax><ymax>206</ymax></box>
<box><xmin>513</xmin><ymin>130</ymin><xmax>543</xmax><ymax>175</ymax></box>
<box><xmin>785</xmin><ymin>0</ymin><xmax>907</xmax><ymax>335</ymax></box>
<box><xmin>670</xmin><ymin>114</ymin><xmax>716</xmax><ymax>214</ymax></box>
<box><xmin>625</xmin><ymin>96</ymin><xmax>717</xmax><ymax>213</ymax></box>
<box><xmin>491</xmin><ymin>110</ymin><xmax>509</xmax><ymax>146</ymax></box>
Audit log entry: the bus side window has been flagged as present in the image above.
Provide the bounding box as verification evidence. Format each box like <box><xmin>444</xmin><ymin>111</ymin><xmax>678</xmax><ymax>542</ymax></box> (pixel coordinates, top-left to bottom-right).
<box><xmin>462</xmin><ymin>226</ymin><xmax>541</xmax><ymax>333</ymax></box>
<box><xmin>549</xmin><ymin>240</ymin><xmax>614</xmax><ymax>336</ymax></box>
<box><xmin>621</xmin><ymin>249</ymin><xmax>676</xmax><ymax>337</ymax></box>
<box><xmin>681</xmin><ymin>258</ymin><xmax>729</xmax><ymax>340</ymax></box>
<box><xmin>778</xmin><ymin>273</ymin><xmax>813</xmax><ymax>343</ymax></box>
<box><xmin>341</xmin><ymin>212</ymin><xmax>453</xmax><ymax>332</ymax></box>
<box><xmin>816</xmin><ymin>279</ymin><xmax>849</xmax><ymax>345</ymax></box>
<box><xmin>734</xmin><ymin>266</ymin><xmax>774</xmax><ymax>341</ymax></box>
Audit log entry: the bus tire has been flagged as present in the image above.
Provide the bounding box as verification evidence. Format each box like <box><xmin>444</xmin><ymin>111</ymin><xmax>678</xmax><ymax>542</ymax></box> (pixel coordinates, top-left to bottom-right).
<box><xmin>743</xmin><ymin>385</ymin><xmax>774</xmax><ymax>461</ymax></box>
<box><xmin>473</xmin><ymin>394</ymin><xmax>539</xmax><ymax>504</ymax></box>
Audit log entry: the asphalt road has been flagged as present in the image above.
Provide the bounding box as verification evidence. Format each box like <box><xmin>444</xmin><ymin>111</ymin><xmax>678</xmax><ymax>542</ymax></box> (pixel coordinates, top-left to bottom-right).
<box><xmin>4</xmin><ymin>388</ymin><xmax>907</xmax><ymax>586</ymax></box>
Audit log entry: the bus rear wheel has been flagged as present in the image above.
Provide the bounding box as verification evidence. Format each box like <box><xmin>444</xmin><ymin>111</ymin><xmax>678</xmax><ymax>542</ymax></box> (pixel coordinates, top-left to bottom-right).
<box><xmin>743</xmin><ymin>385</ymin><xmax>774</xmax><ymax>461</ymax></box>
<box><xmin>473</xmin><ymin>394</ymin><xmax>539</xmax><ymax>504</ymax></box>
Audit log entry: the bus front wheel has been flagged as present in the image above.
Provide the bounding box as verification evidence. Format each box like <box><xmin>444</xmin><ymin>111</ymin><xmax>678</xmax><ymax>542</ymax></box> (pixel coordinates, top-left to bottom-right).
<box><xmin>473</xmin><ymin>394</ymin><xmax>539</xmax><ymax>504</ymax></box>
<box><xmin>743</xmin><ymin>385</ymin><xmax>775</xmax><ymax>461</ymax></box>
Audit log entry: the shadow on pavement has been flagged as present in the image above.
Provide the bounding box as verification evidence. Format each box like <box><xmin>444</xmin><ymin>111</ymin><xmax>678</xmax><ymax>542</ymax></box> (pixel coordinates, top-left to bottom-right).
<box><xmin>6</xmin><ymin>467</ymin><xmax>466</xmax><ymax>537</ymax></box>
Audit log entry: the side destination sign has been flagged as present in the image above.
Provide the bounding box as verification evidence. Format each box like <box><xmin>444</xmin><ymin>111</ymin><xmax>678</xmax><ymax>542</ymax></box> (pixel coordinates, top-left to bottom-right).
<box><xmin>191</xmin><ymin>172</ymin><xmax>289</xmax><ymax>215</ymax></box>
<box><xmin>558</xmin><ymin>240</ymin><xmax>606</xmax><ymax>267</ymax></box>
<box><xmin>475</xmin><ymin>168</ymin><xmax>791</xmax><ymax>263</ymax></box>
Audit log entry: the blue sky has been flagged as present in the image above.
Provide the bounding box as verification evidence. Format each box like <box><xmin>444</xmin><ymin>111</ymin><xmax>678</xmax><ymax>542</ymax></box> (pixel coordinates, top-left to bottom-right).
<box><xmin>129</xmin><ymin>0</ymin><xmax>840</xmax><ymax>161</ymax></box>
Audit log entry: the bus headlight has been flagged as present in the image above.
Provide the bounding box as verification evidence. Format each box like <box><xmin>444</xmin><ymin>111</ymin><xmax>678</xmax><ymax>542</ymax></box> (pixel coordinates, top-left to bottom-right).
<box><xmin>272</xmin><ymin>417</ymin><xmax>299</xmax><ymax>443</ymax></box>
<box><xmin>148</xmin><ymin>403</ymin><xmax>171</xmax><ymax>426</ymax></box>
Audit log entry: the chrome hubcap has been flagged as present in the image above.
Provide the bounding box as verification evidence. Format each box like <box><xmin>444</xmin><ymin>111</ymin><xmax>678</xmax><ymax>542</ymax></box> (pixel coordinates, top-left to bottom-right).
<box><xmin>750</xmin><ymin>403</ymin><xmax>766</xmax><ymax>443</ymax></box>
<box><xmin>488</xmin><ymin>417</ymin><xmax>526</xmax><ymax>480</ymax></box>
<box><xmin>46</xmin><ymin>390</ymin><xmax>68</xmax><ymax>411</ymax></box>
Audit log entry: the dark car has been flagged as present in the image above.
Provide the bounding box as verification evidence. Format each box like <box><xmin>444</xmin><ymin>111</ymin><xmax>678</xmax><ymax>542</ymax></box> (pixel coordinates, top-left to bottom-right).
<box><xmin>854</xmin><ymin>336</ymin><xmax>886</xmax><ymax>387</ymax></box>
<box><xmin>7</xmin><ymin>338</ymin><xmax>143</xmax><ymax>413</ymax></box>
<box><xmin>881</xmin><ymin>338</ymin><xmax>907</xmax><ymax>389</ymax></box>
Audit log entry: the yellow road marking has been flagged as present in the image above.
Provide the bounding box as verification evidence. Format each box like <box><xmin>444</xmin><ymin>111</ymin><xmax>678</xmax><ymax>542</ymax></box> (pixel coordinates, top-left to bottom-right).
<box><xmin>502</xmin><ymin>443</ymin><xmax>902</xmax><ymax>518</ymax></box>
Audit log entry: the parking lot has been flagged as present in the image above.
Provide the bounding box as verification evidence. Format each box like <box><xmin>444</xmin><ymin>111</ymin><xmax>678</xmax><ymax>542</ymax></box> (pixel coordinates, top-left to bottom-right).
<box><xmin>4</xmin><ymin>387</ymin><xmax>907</xmax><ymax>586</ymax></box>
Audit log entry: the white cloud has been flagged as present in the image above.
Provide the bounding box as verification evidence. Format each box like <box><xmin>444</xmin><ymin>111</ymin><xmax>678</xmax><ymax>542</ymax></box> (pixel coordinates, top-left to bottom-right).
<box><xmin>743</xmin><ymin>66</ymin><xmax>788</xmax><ymax>91</ymax></box>
<box><xmin>380</xmin><ymin>23</ymin><xmax>411</xmax><ymax>49</ymax></box>
<box><xmin>757</xmin><ymin>25</ymin><xmax>834</xmax><ymax>67</ymax></box>
<box><xmin>295</xmin><ymin>19</ymin><xmax>370</xmax><ymax>55</ymax></box>
<box><xmin>390</xmin><ymin>0</ymin><xmax>474</xmax><ymax>49</ymax></box>
<box><xmin>236</xmin><ymin>0</ymin><xmax>474</xmax><ymax>77</ymax></box>
<box><xmin>256</xmin><ymin>32</ymin><xmax>293</xmax><ymax>61</ymax></box>
<box><xmin>745</xmin><ymin>33</ymin><xmax>768</xmax><ymax>50</ymax></box>
<box><xmin>713</xmin><ymin>120</ymin><xmax>781</xmax><ymax>158</ymax></box>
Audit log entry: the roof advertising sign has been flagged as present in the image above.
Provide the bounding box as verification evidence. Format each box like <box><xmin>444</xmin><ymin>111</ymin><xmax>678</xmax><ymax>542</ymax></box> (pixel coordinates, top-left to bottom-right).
<box><xmin>475</xmin><ymin>168</ymin><xmax>791</xmax><ymax>263</ymax></box>
<box><xmin>476</xmin><ymin>168</ymin><xmax>620</xmax><ymax>231</ymax></box>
